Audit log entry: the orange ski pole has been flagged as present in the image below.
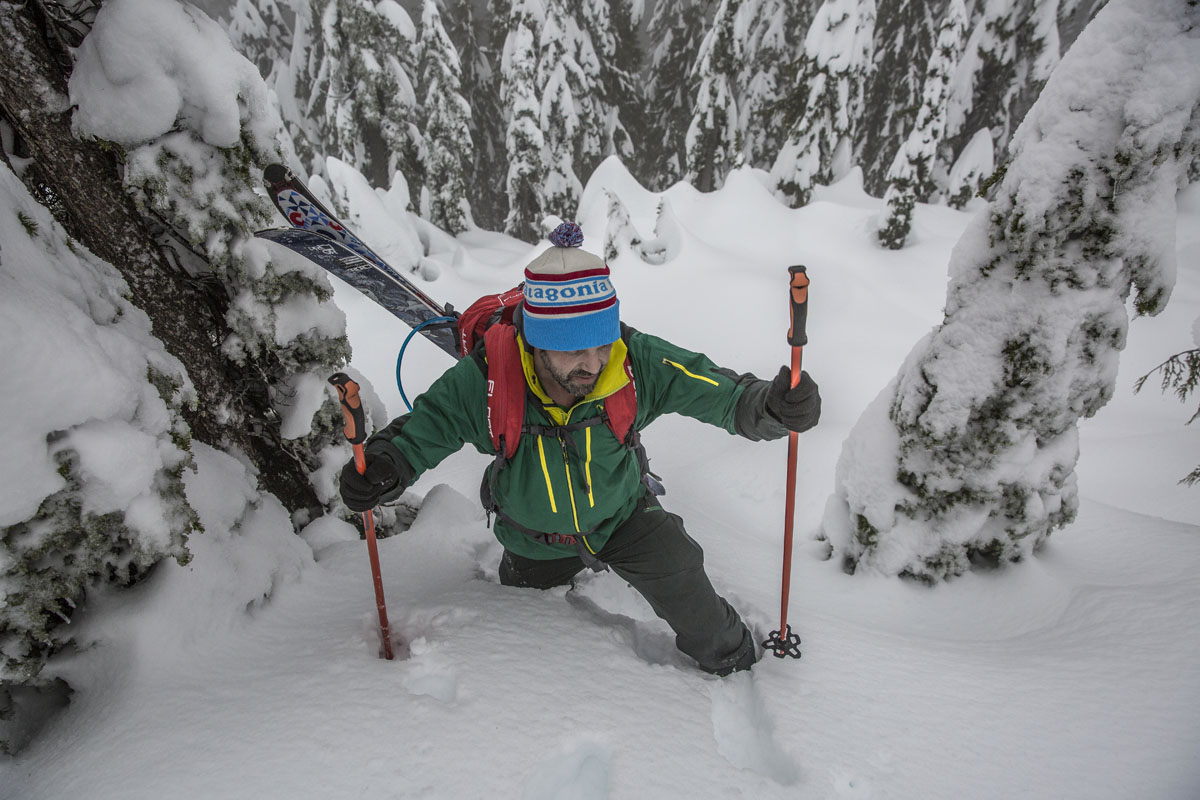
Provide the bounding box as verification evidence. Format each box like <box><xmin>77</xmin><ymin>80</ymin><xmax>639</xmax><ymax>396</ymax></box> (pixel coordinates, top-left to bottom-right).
<box><xmin>764</xmin><ymin>266</ymin><xmax>808</xmax><ymax>659</ymax></box>
<box><xmin>329</xmin><ymin>373</ymin><xmax>394</xmax><ymax>660</ymax></box>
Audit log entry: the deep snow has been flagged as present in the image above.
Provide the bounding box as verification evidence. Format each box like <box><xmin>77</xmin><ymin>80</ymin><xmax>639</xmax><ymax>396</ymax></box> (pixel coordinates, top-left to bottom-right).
<box><xmin>2</xmin><ymin>156</ymin><xmax>1197</xmax><ymax>799</ymax></box>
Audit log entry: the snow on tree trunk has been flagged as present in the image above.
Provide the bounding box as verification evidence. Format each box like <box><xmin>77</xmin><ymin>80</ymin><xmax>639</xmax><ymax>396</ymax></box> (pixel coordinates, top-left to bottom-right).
<box><xmin>877</xmin><ymin>0</ymin><xmax>967</xmax><ymax>250</ymax></box>
<box><xmin>502</xmin><ymin>0</ymin><xmax>547</xmax><ymax>242</ymax></box>
<box><xmin>418</xmin><ymin>0</ymin><xmax>474</xmax><ymax>234</ymax></box>
<box><xmin>685</xmin><ymin>0</ymin><xmax>744</xmax><ymax>193</ymax></box>
<box><xmin>823</xmin><ymin>0</ymin><xmax>1200</xmax><ymax>583</ymax></box>
<box><xmin>0</xmin><ymin>165</ymin><xmax>198</xmax><ymax>753</ymax></box>
<box><xmin>770</xmin><ymin>0</ymin><xmax>875</xmax><ymax>207</ymax></box>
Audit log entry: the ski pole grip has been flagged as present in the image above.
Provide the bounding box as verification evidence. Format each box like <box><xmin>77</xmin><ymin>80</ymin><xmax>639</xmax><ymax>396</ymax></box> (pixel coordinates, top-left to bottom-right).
<box><xmin>787</xmin><ymin>265</ymin><xmax>809</xmax><ymax>348</ymax></box>
<box><xmin>328</xmin><ymin>373</ymin><xmax>367</xmax><ymax>445</ymax></box>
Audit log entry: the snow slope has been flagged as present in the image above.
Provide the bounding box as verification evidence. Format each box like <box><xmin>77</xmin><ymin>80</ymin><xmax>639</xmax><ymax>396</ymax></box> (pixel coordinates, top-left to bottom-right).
<box><xmin>3</xmin><ymin>162</ymin><xmax>1198</xmax><ymax>799</ymax></box>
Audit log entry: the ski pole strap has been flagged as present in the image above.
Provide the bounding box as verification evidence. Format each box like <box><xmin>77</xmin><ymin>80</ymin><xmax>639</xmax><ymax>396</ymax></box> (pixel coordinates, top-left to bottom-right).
<box><xmin>788</xmin><ymin>266</ymin><xmax>809</xmax><ymax>348</ymax></box>
<box><xmin>328</xmin><ymin>373</ymin><xmax>367</xmax><ymax>445</ymax></box>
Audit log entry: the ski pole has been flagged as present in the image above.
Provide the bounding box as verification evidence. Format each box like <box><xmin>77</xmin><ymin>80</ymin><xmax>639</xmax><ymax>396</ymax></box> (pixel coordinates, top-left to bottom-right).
<box><xmin>764</xmin><ymin>265</ymin><xmax>808</xmax><ymax>660</ymax></box>
<box><xmin>329</xmin><ymin>373</ymin><xmax>394</xmax><ymax>660</ymax></box>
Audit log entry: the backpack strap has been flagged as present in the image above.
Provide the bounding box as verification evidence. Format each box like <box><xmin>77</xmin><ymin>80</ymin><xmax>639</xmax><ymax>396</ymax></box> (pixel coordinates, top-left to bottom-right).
<box><xmin>482</xmin><ymin>324</ymin><xmax>525</xmax><ymax>460</ymax></box>
<box><xmin>601</xmin><ymin>357</ymin><xmax>637</xmax><ymax>445</ymax></box>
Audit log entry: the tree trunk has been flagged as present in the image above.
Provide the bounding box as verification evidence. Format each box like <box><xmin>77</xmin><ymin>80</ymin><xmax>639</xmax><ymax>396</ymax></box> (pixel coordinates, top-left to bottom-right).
<box><xmin>0</xmin><ymin>1</ymin><xmax>319</xmax><ymax>515</ymax></box>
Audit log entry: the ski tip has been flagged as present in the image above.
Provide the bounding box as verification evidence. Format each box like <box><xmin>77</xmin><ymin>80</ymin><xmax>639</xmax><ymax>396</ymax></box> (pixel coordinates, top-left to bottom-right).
<box><xmin>263</xmin><ymin>163</ymin><xmax>290</xmax><ymax>187</ymax></box>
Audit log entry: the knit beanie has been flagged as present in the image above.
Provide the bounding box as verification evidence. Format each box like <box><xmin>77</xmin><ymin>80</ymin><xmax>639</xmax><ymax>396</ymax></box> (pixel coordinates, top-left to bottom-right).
<box><xmin>521</xmin><ymin>222</ymin><xmax>620</xmax><ymax>351</ymax></box>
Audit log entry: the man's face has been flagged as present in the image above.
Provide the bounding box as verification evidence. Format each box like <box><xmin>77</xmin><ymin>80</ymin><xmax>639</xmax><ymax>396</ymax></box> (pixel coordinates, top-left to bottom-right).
<box><xmin>536</xmin><ymin>344</ymin><xmax>613</xmax><ymax>400</ymax></box>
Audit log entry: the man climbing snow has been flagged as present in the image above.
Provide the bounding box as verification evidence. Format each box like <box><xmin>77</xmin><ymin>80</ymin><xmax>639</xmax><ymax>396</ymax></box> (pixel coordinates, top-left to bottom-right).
<box><xmin>339</xmin><ymin>222</ymin><xmax>821</xmax><ymax>676</ymax></box>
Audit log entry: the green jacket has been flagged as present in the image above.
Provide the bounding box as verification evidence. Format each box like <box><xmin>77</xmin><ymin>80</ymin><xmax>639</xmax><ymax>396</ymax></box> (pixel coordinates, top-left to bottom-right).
<box><xmin>367</xmin><ymin>324</ymin><xmax>788</xmax><ymax>560</ymax></box>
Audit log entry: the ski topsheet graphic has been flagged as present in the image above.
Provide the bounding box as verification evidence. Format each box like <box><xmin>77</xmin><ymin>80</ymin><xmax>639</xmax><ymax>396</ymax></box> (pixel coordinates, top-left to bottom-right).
<box><xmin>257</xmin><ymin>165</ymin><xmax>459</xmax><ymax>358</ymax></box>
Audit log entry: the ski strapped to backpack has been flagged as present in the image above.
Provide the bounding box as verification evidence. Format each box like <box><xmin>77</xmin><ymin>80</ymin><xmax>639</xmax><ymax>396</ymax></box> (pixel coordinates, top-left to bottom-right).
<box><xmin>457</xmin><ymin>294</ymin><xmax>663</xmax><ymax>569</ymax></box>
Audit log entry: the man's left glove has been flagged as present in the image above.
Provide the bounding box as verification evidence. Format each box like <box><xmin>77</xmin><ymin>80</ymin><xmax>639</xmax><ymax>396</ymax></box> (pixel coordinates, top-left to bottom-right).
<box><xmin>339</xmin><ymin>454</ymin><xmax>401</xmax><ymax>512</ymax></box>
<box><xmin>766</xmin><ymin>366</ymin><xmax>821</xmax><ymax>433</ymax></box>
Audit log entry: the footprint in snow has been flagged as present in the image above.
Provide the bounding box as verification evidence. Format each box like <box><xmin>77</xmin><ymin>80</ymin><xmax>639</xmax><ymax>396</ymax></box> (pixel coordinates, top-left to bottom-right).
<box><xmin>398</xmin><ymin>647</ymin><xmax>458</xmax><ymax>704</ymax></box>
<box><xmin>564</xmin><ymin>579</ymin><xmax>686</xmax><ymax>670</ymax></box>
<box><xmin>523</xmin><ymin>740</ymin><xmax>610</xmax><ymax>800</ymax></box>
<box><xmin>709</xmin><ymin>671</ymin><xmax>801</xmax><ymax>786</ymax></box>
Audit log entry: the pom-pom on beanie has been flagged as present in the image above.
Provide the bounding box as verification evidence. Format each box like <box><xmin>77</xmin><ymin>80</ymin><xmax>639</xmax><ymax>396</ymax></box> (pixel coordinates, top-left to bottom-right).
<box><xmin>521</xmin><ymin>222</ymin><xmax>620</xmax><ymax>351</ymax></box>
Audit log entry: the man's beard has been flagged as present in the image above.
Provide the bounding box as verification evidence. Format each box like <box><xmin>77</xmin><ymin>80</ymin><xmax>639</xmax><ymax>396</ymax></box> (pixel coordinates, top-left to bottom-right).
<box><xmin>538</xmin><ymin>350</ymin><xmax>602</xmax><ymax>399</ymax></box>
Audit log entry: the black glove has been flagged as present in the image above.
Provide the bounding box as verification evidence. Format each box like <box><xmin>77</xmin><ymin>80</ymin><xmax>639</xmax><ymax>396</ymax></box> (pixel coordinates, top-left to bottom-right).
<box><xmin>339</xmin><ymin>454</ymin><xmax>401</xmax><ymax>512</ymax></box>
<box><xmin>765</xmin><ymin>366</ymin><xmax>821</xmax><ymax>433</ymax></box>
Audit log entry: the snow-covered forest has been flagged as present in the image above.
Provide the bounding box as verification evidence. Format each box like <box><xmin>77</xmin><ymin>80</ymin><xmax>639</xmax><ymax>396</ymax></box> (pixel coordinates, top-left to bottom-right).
<box><xmin>1</xmin><ymin>0</ymin><xmax>1198</xmax><ymax>794</ymax></box>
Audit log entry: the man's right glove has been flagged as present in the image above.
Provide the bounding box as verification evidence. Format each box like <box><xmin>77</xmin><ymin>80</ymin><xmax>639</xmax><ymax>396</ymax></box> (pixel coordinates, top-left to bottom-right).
<box><xmin>339</xmin><ymin>454</ymin><xmax>401</xmax><ymax>512</ymax></box>
<box><xmin>765</xmin><ymin>367</ymin><xmax>821</xmax><ymax>433</ymax></box>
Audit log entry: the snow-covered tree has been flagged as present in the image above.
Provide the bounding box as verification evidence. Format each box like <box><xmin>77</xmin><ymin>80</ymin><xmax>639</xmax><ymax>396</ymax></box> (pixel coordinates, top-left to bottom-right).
<box><xmin>771</xmin><ymin>0</ymin><xmax>876</xmax><ymax>207</ymax></box>
<box><xmin>0</xmin><ymin>166</ymin><xmax>198</xmax><ymax>754</ymax></box>
<box><xmin>857</xmin><ymin>0</ymin><xmax>939</xmax><ymax>197</ymax></box>
<box><xmin>501</xmin><ymin>0</ymin><xmax>547</xmax><ymax>241</ymax></box>
<box><xmin>299</xmin><ymin>0</ymin><xmax>422</xmax><ymax>194</ymax></box>
<box><xmin>445</xmin><ymin>0</ymin><xmax>506</xmax><ymax>230</ymax></box>
<box><xmin>3</xmin><ymin>0</ymin><xmax>351</xmax><ymax>750</ymax></box>
<box><xmin>417</xmin><ymin>0</ymin><xmax>473</xmax><ymax>233</ymax></box>
<box><xmin>643</xmin><ymin>0</ymin><xmax>710</xmax><ymax>189</ymax></box>
<box><xmin>737</xmin><ymin>0</ymin><xmax>812</xmax><ymax>170</ymax></box>
<box><xmin>225</xmin><ymin>0</ymin><xmax>291</xmax><ymax>81</ymax></box>
<box><xmin>685</xmin><ymin>0</ymin><xmax>744</xmax><ymax>193</ymax></box>
<box><xmin>945</xmin><ymin>127</ymin><xmax>995</xmax><ymax>209</ymax></box>
<box><xmin>943</xmin><ymin>0</ymin><xmax>1061</xmax><ymax>185</ymax></box>
<box><xmin>877</xmin><ymin>0</ymin><xmax>967</xmax><ymax>250</ymax></box>
<box><xmin>823</xmin><ymin>0</ymin><xmax>1200</xmax><ymax>583</ymax></box>
<box><xmin>594</xmin><ymin>0</ymin><xmax>647</xmax><ymax>168</ymax></box>
<box><xmin>538</xmin><ymin>0</ymin><xmax>585</xmax><ymax>216</ymax></box>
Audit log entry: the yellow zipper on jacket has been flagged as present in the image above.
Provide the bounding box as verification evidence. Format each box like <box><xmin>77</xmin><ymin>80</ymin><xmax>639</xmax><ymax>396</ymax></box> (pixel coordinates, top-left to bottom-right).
<box><xmin>536</xmin><ymin>435</ymin><xmax>557</xmax><ymax>512</ymax></box>
<box><xmin>662</xmin><ymin>358</ymin><xmax>720</xmax><ymax>386</ymax></box>
<box><xmin>559</xmin><ymin>438</ymin><xmax>581</xmax><ymax>534</ymax></box>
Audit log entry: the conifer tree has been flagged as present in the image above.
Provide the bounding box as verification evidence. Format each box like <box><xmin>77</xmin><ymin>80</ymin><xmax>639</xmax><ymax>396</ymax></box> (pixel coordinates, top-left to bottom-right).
<box><xmin>418</xmin><ymin>0</ymin><xmax>473</xmax><ymax>233</ymax></box>
<box><xmin>644</xmin><ymin>0</ymin><xmax>711</xmax><ymax>190</ymax></box>
<box><xmin>599</xmin><ymin>0</ymin><xmax>648</xmax><ymax>168</ymax></box>
<box><xmin>771</xmin><ymin>0</ymin><xmax>875</xmax><ymax>207</ymax></box>
<box><xmin>857</xmin><ymin>0</ymin><xmax>939</xmax><ymax>197</ymax></box>
<box><xmin>559</xmin><ymin>2</ymin><xmax>607</xmax><ymax>183</ymax></box>
<box><xmin>445</xmin><ymin>0</ymin><xmax>506</xmax><ymax>230</ymax></box>
<box><xmin>686</xmin><ymin>0</ymin><xmax>744</xmax><ymax>193</ymax></box>
<box><xmin>501</xmin><ymin>0</ymin><xmax>547</xmax><ymax>242</ymax></box>
<box><xmin>226</xmin><ymin>0</ymin><xmax>292</xmax><ymax>81</ymax></box>
<box><xmin>823</xmin><ymin>0</ymin><xmax>1199</xmax><ymax>582</ymax></box>
<box><xmin>299</xmin><ymin>0</ymin><xmax>422</xmax><ymax>194</ymax></box>
<box><xmin>539</xmin><ymin>0</ymin><xmax>584</xmax><ymax>216</ymax></box>
<box><xmin>943</xmin><ymin>0</ymin><xmax>1061</xmax><ymax>183</ymax></box>
<box><xmin>877</xmin><ymin>0</ymin><xmax>967</xmax><ymax>250</ymax></box>
<box><xmin>575</xmin><ymin>0</ymin><xmax>643</xmax><ymax>174</ymax></box>
<box><xmin>738</xmin><ymin>0</ymin><xmax>811</xmax><ymax>170</ymax></box>
<box><xmin>2</xmin><ymin>0</ymin><xmax>350</xmax><ymax>749</ymax></box>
